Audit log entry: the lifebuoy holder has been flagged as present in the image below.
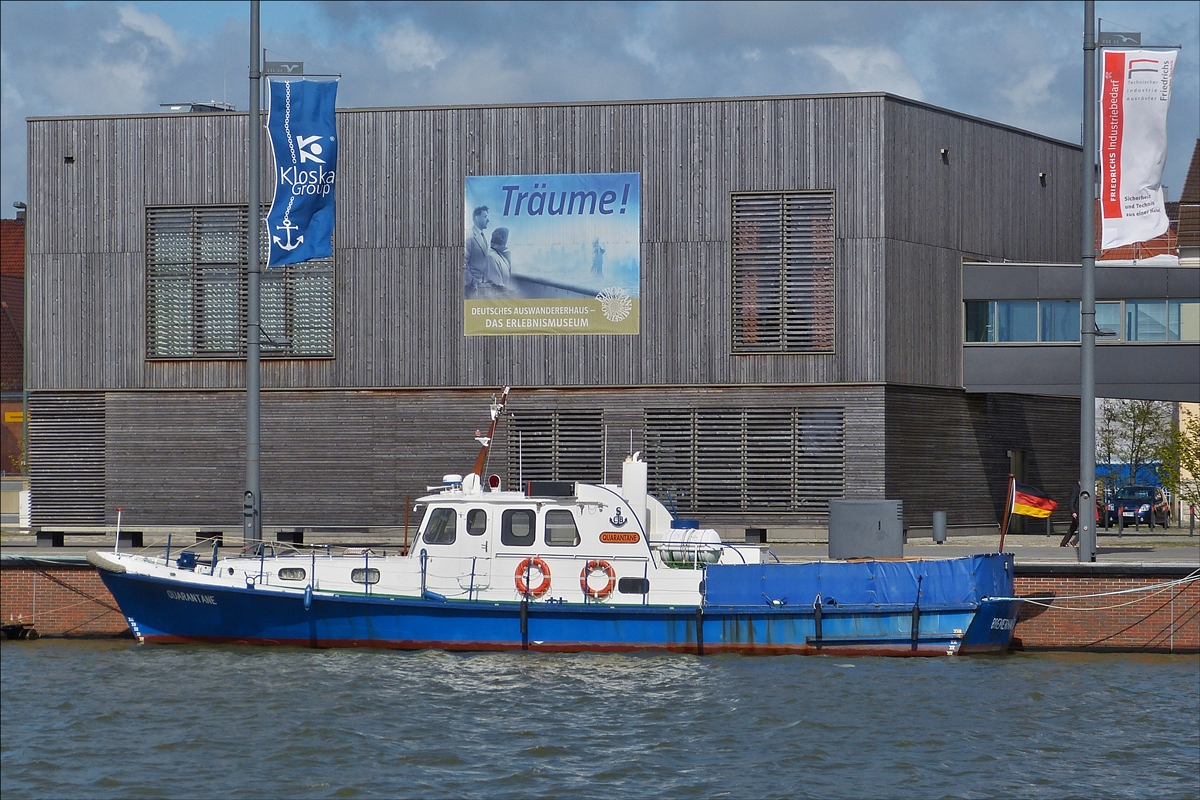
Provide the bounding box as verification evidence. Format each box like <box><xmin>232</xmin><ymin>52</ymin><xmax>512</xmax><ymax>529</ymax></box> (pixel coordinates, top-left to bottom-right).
<box><xmin>515</xmin><ymin>557</ymin><xmax>552</xmax><ymax>597</ymax></box>
<box><xmin>579</xmin><ymin>560</ymin><xmax>617</xmax><ymax>600</ymax></box>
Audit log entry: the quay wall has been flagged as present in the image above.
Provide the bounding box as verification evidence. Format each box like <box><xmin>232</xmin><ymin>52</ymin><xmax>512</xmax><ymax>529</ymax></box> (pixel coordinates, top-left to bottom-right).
<box><xmin>1</xmin><ymin>558</ymin><xmax>1197</xmax><ymax>651</ymax></box>
<box><xmin>1011</xmin><ymin>567</ymin><xmax>1199</xmax><ymax>653</ymax></box>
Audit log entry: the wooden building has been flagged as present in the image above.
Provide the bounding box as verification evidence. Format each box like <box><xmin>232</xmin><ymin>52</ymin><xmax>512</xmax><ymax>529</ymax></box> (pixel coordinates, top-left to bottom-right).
<box><xmin>24</xmin><ymin>93</ymin><xmax>1085</xmax><ymax>535</ymax></box>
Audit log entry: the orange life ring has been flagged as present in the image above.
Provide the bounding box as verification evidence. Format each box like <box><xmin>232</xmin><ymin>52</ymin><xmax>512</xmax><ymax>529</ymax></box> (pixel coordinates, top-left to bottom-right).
<box><xmin>515</xmin><ymin>557</ymin><xmax>552</xmax><ymax>597</ymax></box>
<box><xmin>579</xmin><ymin>560</ymin><xmax>617</xmax><ymax>600</ymax></box>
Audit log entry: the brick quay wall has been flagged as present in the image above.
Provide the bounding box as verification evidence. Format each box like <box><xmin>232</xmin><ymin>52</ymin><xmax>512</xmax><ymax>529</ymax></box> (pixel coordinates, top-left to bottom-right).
<box><xmin>2</xmin><ymin>557</ymin><xmax>1197</xmax><ymax>651</ymax></box>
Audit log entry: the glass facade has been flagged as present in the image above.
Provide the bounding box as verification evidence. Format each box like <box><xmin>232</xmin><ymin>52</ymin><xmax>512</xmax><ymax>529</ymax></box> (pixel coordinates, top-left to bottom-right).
<box><xmin>966</xmin><ymin>298</ymin><xmax>1200</xmax><ymax>344</ymax></box>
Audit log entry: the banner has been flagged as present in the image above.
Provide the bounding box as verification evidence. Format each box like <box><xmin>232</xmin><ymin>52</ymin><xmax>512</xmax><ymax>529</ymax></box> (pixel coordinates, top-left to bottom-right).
<box><xmin>266</xmin><ymin>79</ymin><xmax>338</xmax><ymax>267</ymax></box>
<box><xmin>1099</xmin><ymin>49</ymin><xmax>1177</xmax><ymax>250</ymax></box>
<box><xmin>463</xmin><ymin>173</ymin><xmax>640</xmax><ymax>336</ymax></box>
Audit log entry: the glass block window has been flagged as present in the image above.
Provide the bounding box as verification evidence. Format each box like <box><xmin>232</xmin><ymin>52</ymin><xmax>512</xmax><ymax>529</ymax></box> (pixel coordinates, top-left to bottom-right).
<box><xmin>731</xmin><ymin>192</ymin><xmax>835</xmax><ymax>353</ymax></box>
<box><xmin>146</xmin><ymin>206</ymin><xmax>333</xmax><ymax>358</ymax></box>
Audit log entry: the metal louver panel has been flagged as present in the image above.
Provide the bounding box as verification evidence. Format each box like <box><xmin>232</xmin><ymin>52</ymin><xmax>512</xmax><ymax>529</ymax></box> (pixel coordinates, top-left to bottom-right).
<box><xmin>28</xmin><ymin>393</ymin><xmax>105</xmax><ymax>526</ymax></box>
<box><xmin>731</xmin><ymin>192</ymin><xmax>835</xmax><ymax>353</ymax></box>
<box><xmin>645</xmin><ymin>406</ymin><xmax>844</xmax><ymax>515</ymax></box>
<box><xmin>506</xmin><ymin>410</ymin><xmax>603</xmax><ymax>484</ymax></box>
<box><xmin>146</xmin><ymin>206</ymin><xmax>334</xmax><ymax>359</ymax></box>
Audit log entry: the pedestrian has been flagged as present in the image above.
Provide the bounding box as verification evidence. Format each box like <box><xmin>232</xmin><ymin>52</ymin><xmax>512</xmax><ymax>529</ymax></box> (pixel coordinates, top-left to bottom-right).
<box><xmin>1059</xmin><ymin>481</ymin><xmax>1081</xmax><ymax>547</ymax></box>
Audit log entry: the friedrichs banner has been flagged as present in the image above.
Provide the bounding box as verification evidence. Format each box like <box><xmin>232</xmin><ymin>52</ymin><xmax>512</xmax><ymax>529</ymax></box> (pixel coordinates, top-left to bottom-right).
<box><xmin>266</xmin><ymin>79</ymin><xmax>338</xmax><ymax>267</ymax></box>
<box><xmin>1100</xmin><ymin>49</ymin><xmax>1177</xmax><ymax>250</ymax></box>
<box><xmin>463</xmin><ymin>173</ymin><xmax>640</xmax><ymax>336</ymax></box>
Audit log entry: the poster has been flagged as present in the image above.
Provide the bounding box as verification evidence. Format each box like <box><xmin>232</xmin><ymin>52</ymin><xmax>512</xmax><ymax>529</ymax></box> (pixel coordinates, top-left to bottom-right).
<box><xmin>463</xmin><ymin>173</ymin><xmax>640</xmax><ymax>335</ymax></box>
<box><xmin>1099</xmin><ymin>49</ymin><xmax>1176</xmax><ymax>250</ymax></box>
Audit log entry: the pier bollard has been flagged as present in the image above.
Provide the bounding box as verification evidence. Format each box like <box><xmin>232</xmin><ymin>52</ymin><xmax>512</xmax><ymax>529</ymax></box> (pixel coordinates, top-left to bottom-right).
<box><xmin>932</xmin><ymin>511</ymin><xmax>947</xmax><ymax>544</ymax></box>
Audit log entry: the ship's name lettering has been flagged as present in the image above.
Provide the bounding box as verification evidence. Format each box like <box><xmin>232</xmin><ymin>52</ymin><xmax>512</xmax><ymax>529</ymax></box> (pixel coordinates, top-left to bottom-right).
<box><xmin>166</xmin><ymin>590</ymin><xmax>217</xmax><ymax>605</ymax></box>
<box><xmin>990</xmin><ymin>617</ymin><xmax>1015</xmax><ymax>631</ymax></box>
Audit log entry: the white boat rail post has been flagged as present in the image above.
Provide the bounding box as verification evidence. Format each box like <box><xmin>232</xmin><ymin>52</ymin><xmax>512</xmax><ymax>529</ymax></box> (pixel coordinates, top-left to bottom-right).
<box><xmin>259</xmin><ymin>544</ymin><xmax>265</xmax><ymax>583</ymax></box>
<box><xmin>210</xmin><ymin>540</ymin><xmax>219</xmax><ymax>575</ymax></box>
<box><xmin>365</xmin><ymin>550</ymin><xmax>370</xmax><ymax>596</ymax></box>
<box><xmin>469</xmin><ymin>556</ymin><xmax>477</xmax><ymax>601</ymax></box>
<box><xmin>420</xmin><ymin>549</ymin><xmax>427</xmax><ymax>595</ymax></box>
<box><xmin>113</xmin><ymin>507</ymin><xmax>123</xmax><ymax>553</ymax></box>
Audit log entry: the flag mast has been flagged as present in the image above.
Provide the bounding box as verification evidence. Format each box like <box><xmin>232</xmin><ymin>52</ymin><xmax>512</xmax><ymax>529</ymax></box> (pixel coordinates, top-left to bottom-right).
<box><xmin>1079</xmin><ymin>0</ymin><xmax>1097</xmax><ymax>563</ymax></box>
<box><xmin>245</xmin><ymin>0</ymin><xmax>263</xmax><ymax>545</ymax></box>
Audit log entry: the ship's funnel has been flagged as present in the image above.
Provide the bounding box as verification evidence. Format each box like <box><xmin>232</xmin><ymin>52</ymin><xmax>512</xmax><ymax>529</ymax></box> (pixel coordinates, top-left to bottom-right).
<box><xmin>622</xmin><ymin>452</ymin><xmax>647</xmax><ymax>529</ymax></box>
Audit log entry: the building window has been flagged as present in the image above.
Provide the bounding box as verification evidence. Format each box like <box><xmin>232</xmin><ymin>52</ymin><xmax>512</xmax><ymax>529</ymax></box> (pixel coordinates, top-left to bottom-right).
<box><xmin>506</xmin><ymin>409</ymin><xmax>602</xmax><ymax>483</ymax></box>
<box><xmin>146</xmin><ymin>206</ymin><xmax>333</xmax><ymax>359</ymax></box>
<box><xmin>965</xmin><ymin>298</ymin><xmax>1199</xmax><ymax>343</ymax></box>
<box><xmin>731</xmin><ymin>192</ymin><xmax>834</xmax><ymax>353</ymax></box>
<box><xmin>645</xmin><ymin>406</ymin><xmax>844</xmax><ymax>515</ymax></box>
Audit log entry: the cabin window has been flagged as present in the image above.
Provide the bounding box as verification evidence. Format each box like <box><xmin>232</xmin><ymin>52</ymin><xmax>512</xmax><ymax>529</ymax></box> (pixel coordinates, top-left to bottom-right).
<box><xmin>466</xmin><ymin>509</ymin><xmax>488</xmax><ymax>536</ymax></box>
<box><xmin>278</xmin><ymin>567</ymin><xmax>306</xmax><ymax>581</ymax></box>
<box><xmin>145</xmin><ymin>205</ymin><xmax>334</xmax><ymax>359</ymax></box>
<box><xmin>543</xmin><ymin>509</ymin><xmax>580</xmax><ymax>547</ymax></box>
<box><xmin>618</xmin><ymin>577</ymin><xmax>649</xmax><ymax>594</ymax></box>
<box><xmin>422</xmin><ymin>508</ymin><xmax>457</xmax><ymax>545</ymax></box>
<box><xmin>501</xmin><ymin>509</ymin><xmax>536</xmax><ymax>547</ymax></box>
<box><xmin>351</xmin><ymin>568</ymin><xmax>380</xmax><ymax>585</ymax></box>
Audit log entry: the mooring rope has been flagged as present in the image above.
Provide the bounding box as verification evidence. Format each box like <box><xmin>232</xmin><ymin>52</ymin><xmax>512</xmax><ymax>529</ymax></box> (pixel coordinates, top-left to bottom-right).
<box><xmin>990</xmin><ymin>569</ymin><xmax>1200</xmax><ymax>612</ymax></box>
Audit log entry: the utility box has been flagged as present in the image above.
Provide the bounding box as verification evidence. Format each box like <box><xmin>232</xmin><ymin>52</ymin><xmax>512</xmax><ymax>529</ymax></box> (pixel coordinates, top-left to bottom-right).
<box><xmin>828</xmin><ymin>500</ymin><xmax>904</xmax><ymax>559</ymax></box>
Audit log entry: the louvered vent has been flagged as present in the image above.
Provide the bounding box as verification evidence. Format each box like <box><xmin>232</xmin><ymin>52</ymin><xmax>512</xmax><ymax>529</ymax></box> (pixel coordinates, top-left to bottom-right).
<box><xmin>645</xmin><ymin>406</ymin><xmax>844</xmax><ymax>514</ymax></box>
<box><xmin>146</xmin><ymin>206</ymin><xmax>333</xmax><ymax>359</ymax></box>
<box><xmin>29</xmin><ymin>393</ymin><xmax>105</xmax><ymax>526</ymax></box>
<box><xmin>506</xmin><ymin>409</ymin><xmax>603</xmax><ymax>484</ymax></box>
<box><xmin>731</xmin><ymin>192</ymin><xmax>835</xmax><ymax>353</ymax></box>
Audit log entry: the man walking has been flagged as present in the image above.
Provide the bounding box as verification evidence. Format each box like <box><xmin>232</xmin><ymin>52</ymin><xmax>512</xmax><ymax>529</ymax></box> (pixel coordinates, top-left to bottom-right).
<box><xmin>1059</xmin><ymin>481</ymin><xmax>1081</xmax><ymax>547</ymax></box>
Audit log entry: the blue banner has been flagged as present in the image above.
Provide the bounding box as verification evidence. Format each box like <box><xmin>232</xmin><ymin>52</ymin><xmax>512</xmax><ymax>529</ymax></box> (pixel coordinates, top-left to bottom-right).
<box><xmin>266</xmin><ymin>79</ymin><xmax>338</xmax><ymax>267</ymax></box>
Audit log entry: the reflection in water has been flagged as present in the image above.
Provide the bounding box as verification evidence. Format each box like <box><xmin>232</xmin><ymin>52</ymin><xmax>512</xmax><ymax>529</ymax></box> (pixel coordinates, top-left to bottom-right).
<box><xmin>2</xmin><ymin>641</ymin><xmax>1197</xmax><ymax>799</ymax></box>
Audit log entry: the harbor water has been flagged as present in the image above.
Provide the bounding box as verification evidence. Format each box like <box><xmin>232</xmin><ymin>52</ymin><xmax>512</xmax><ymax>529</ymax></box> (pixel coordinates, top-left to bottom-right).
<box><xmin>2</xmin><ymin>641</ymin><xmax>1197</xmax><ymax>799</ymax></box>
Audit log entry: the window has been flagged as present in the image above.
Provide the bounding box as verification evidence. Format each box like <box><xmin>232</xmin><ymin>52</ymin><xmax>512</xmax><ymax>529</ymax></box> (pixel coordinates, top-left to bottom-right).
<box><xmin>1096</xmin><ymin>302</ymin><xmax>1122</xmax><ymax>338</ymax></box>
<box><xmin>146</xmin><ymin>206</ymin><xmax>333</xmax><ymax>358</ymax></box>
<box><xmin>618</xmin><ymin>577</ymin><xmax>649</xmax><ymax>594</ymax></box>
<box><xmin>1039</xmin><ymin>300</ymin><xmax>1080</xmax><ymax>342</ymax></box>
<box><xmin>544</xmin><ymin>510</ymin><xmax>580</xmax><ymax>547</ymax></box>
<box><xmin>1168</xmin><ymin>299</ymin><xmax>1199</xmax><ymax>341</ymax></box>
<box><xmin>466</xmin><ymin>509</ymin><xmax>488</xmax><ymax>536</ymax></box>
<box><xmin>278</xmin><ymin>568</ymin><xmax>306</xmax><ymax>581</ymax></box>
<box><xmin>422</xmin><ymin>508</ymin><xmax>457</xmax><ymax>545</ymax></box>
<box><xmin>1126</xmin><ymin>300</ymin><xmax>1167</xmax><ymax>341</ymax></box>
<box><xmin>731</xmin><ymin>192</ymin><xmax>834</xmax><ymax>353</ymax></box>
<box><xmin>646</xmin><ymin>407</ymin><xmax>844</xmax><ymax>514</ymax></box>
<box><xmin>964</xmin><ymin>301</ymin><xmax>991</xmax><ymax>342</ymax></box>
<box><xmin>995</xmin><ymin>301</ymin><xmax>1038</xmax><ymax>342</ymax></box>
<box><xmin>501</xmin><ymin>509</ymin><xmax>536</xmax><ymax>547</ymax></box>
<box><xmin>351</xmin><ymin>568</ymin><xmax>380</xmax><ymax>585</ymax></box>
<box><xmin>507</xmin><ymin>409</ymin><xmax>602</xmax><ymax>483</ymax></box>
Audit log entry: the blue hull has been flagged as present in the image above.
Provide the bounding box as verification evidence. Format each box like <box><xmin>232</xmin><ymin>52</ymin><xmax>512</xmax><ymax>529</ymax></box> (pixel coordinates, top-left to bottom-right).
<box><xmin>98</xmin><ymin>554</ymin><xmax>1019</xmax><ymax>656</ymax></box>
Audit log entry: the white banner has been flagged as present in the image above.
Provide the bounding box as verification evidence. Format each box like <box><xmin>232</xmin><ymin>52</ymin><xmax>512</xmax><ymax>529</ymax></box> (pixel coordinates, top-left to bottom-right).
<box><xmin>1099</xmin><ymin>49</ymin><xmax>1177</xmax><ymax>250</ymax></box>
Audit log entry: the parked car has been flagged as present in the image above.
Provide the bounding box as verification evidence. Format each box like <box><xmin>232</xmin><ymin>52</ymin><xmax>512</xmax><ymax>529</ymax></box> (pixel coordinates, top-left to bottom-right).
<box><xmin>1104</xmin><ymin>486</ymin><xmax>1171</xmax><ymax>528</ymax></box>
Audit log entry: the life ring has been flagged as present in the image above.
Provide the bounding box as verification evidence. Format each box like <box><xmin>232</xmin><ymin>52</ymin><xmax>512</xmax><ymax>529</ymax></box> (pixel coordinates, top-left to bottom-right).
<box><xmin>579</xmin><ymin>560</ymin><xmax>617</xmax><ymax>600</ymax></box>
<box><xmin>515</xmin><ymin>557</ymin><xmax>552</xmax><ymax>597</ymax></box>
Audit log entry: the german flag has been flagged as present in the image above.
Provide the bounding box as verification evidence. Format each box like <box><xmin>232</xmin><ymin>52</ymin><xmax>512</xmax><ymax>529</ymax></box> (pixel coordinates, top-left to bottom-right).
<box><xmin>1011</xmin><ymin>481</ymin><xmax>1058</xmax><ymax>518</ymax></box>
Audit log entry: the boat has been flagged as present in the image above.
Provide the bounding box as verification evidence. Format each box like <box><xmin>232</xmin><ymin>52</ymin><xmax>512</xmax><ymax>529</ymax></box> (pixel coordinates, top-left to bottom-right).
<box><xmin>90</xmin><ymin>388</ymin><xmax>1021</xmax><ymax>656</ymax></box>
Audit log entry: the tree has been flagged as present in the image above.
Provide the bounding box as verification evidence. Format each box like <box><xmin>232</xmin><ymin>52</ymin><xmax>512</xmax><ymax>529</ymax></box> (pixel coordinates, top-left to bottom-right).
<box><xmin>1095</xmin><ymin>399</ymin><xmax>1175</xmax><ymax>488</ymax></box>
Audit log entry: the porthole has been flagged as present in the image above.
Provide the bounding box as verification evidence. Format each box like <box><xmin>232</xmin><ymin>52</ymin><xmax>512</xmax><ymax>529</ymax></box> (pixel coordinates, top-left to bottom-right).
<box><xmin>351</xmin><ymin>568</ymin><xmax>381</xmax><ymax>585</ymax></box>
<box><xmin>618</xmin><ymin>577</ymin><xmax>649</xmax><ymax>594</ymax></box>
<box><xmin>278</xmin><ymin>568</ymin><xmax>306</xmax><ymax>581</ymax></box>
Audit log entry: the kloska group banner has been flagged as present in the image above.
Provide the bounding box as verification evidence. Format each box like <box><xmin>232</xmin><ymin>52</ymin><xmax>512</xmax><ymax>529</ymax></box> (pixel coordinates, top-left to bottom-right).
<box><xmin>1100</xmin><ymin>49</ymin><xmax>1177</xmax><ymax>250</ymax></box>
<box><xmin>463</xmin><ymin>173</ymin><xmax>640</xmax><ymax>336</ymax></box>
<box><xmin>266</xmin><ymin>79</ymin><xmax>338</xmax><ymax>267</ymax></box>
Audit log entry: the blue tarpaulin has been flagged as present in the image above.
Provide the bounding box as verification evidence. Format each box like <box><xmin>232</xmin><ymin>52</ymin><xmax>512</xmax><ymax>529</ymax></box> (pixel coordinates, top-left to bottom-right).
<box><xmin>703</xmin><ymin>554</ymin><xmax>1013</xmax><ymax>608</ymax></box>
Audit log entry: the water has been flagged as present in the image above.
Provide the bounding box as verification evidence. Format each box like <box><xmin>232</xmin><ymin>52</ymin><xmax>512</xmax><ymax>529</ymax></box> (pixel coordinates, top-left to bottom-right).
<box><xmin>2</xmin><ymin>642</ymin><xmax>1197</xmax><ymax>799</ymax></box>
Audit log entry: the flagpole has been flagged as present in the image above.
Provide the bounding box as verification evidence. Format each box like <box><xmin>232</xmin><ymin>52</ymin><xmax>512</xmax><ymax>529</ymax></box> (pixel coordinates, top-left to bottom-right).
<box><xmin>245</xmin><ymin>0</ymin><xmax>262</xmax><ymax>545</ymax></box>
<box><xmin>1079</xmin><ymin>0</ymin><xmax>1097</xmax><ymax>563</ymax></box>
<box><xmin>999</xmin><ymin>474</ymin><xmax>1014</xmax><ymax>553</ymax></box>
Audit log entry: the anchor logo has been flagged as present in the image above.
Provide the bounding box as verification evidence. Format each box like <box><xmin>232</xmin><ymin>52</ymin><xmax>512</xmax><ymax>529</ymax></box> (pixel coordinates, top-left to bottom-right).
<box><xmin>609</xmin><ymin>508</ymin><xmax>627</xmax><ymax>527</ymax></box>
<box><xmin>273</xmin><ymin>218</ymin><xmax>303</xmax><ymax>251</ymax></box>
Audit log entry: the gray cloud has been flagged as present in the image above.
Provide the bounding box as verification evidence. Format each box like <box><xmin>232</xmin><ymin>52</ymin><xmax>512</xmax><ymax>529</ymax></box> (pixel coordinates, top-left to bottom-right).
<box><xmin>2</xmin><ymin>1</ymin><xmax>1197</xmax><ymax>217</ymax></box>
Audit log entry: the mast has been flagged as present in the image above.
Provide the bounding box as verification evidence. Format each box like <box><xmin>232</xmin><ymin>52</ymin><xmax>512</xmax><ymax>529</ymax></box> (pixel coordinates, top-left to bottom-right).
<box><xmin>470</xmin><ymin>387</ymin><xmax>512</xmax><ymax>480</ymax></box>
<box><xmin>244</xmin><ymin>0</ymin><xmax>262</xmax><ymax>544</ymax></box>
<box><xmin>1079</xmin><ymin>0</ymin><xmax>1097</xmax><ymax>562</ymax></box>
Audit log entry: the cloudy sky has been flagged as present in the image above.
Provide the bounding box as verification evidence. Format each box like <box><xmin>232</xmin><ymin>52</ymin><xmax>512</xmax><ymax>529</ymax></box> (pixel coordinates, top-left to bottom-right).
<box><xmin>1</xmin><ymin>1</ymin><xmax>1197</xmax><ymax>217</ymax></box>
